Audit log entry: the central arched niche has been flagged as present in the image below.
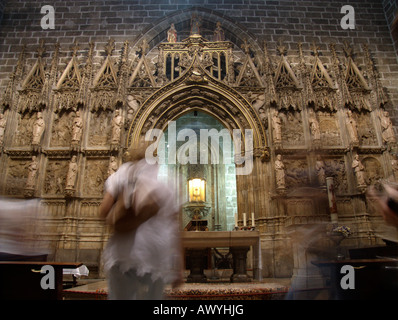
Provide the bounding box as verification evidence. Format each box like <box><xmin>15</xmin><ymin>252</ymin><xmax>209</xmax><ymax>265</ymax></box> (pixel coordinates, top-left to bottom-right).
<box><xmin>157</xmin><ymin>110</ymin><xmax>238</xmax><ymax>231</ymax></box>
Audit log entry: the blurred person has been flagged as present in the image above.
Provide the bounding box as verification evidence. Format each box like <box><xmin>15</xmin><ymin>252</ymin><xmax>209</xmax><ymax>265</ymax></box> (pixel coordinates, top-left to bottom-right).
<box><xmin>0</xmin><ymin>198</ymin><xmax>47</xmax><ymax>261</ymax></box>
<box><xmin>368</xmin><ymin>183</ymin><xmax>398</xmax><ymax>230</ymax></box>
<box><xmin>99</xmin><ymin>140</ymin><xmax>183</xmax><ymax>300</ymax></box>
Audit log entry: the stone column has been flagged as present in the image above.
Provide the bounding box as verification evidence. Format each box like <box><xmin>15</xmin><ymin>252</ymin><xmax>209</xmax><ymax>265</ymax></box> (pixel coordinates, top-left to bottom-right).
<box><xmin>230</xmin><ymin>246</ymin><xmax>251</xmax><ymax>283</ymax></box>
<box><xmin>186</xmin><ymin>248</ymin><xmax>207</xmax><ymax>283</ymax></box>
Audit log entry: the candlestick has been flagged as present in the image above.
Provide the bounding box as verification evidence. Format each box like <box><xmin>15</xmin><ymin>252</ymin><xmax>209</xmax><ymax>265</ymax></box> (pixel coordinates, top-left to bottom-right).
<box><xmin>234</xmin><ymin>213</ymin><xmax>238</xmax><ymax>227</ymax></box>
<box><xmin>243</xmin><ymin>213</ymin><xmax>246</xmax><ymax>227</ymax></box>
<box><xmin>251</xmin><ymin>212</ymin><xmax>255</xmax><ymax>227</ymax></box>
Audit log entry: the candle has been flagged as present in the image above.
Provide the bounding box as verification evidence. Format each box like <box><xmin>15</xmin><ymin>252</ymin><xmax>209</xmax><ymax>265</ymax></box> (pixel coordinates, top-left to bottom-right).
<box><xmin>234</xmin><ymin>213</ymin><xmax>238</xmax><ymax>227</ymax></box>
<box><xmin>251</xmin><ymin>212</ymin><xmax>255</xmax><ymax>227</ymax></box>
<box><xmin>243</xmin><ymin>213</ymin><xmax>247</xmax><ymax>226</ymax></box>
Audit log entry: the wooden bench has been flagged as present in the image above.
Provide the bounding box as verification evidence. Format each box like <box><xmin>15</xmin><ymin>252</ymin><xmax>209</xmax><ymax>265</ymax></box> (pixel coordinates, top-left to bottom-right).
<box><xmin>0</xmin><ymin>261</ymin><xmax>83</xmax><ymax>300</ymax></box>
<box><xmin>312</xmin><ymin>259</ymin><xmax>398</xmax><ymax>300</ymax></box>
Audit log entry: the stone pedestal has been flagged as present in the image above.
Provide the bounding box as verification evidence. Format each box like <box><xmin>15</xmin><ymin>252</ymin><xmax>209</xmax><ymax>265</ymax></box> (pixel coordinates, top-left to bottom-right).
<box><xmin>230</xmin><ymin>246</ymin><xmax>251</xmax><ymax>283</ymax></box>
<box><xmin>186</xmin><ymin>248</ymin><xmax>207</xmax><ymax>283</ymax></box>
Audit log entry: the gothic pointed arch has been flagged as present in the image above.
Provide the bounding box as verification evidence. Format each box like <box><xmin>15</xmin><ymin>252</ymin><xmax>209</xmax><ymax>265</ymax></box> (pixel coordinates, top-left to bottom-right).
<box><xmin>130</xmin><ymin>7</ymin><xmax>263</xmax><ymax>55</ymax></box>
<box><xmin>54</xmin><ymin>42</ymin><xmax>83</xmax><ymax>113</ymax></box>
<box><xmin>127</xmin><ymin>52</ymin><xmax>267</xmax><ymax>152</ymax></box>
<box><xmin>91</xmin><ymin>39</ymin><xmax>119</xmax><ymax>112</ymax></box>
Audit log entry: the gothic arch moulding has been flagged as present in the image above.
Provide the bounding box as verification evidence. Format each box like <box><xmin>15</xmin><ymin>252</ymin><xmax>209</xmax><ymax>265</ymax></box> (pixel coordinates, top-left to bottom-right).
<box><xmin>131</xmin><ymin>7</ymin><xmax>263</xmax><ymax>55</ymax></box>
<box><xmin>127</xmin><ymin>53</ymin><xmax>267</xmax><ymax>152</ymax></box>
<box><xmin>127</xmin><ymin>10</ymin><xmax>268</xmax><ymax>152</ymax></box>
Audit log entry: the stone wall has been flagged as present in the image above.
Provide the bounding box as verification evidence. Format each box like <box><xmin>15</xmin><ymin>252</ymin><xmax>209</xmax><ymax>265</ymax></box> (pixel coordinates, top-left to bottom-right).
<box><xmin>383</xmin><ymin>0</ymin><xmax>398</xmax><ymax>57</ymax></box>
<box><xmin>1</xmin><ymin>0</ymin><xmax>398</xmax><ymax>279</ymax></box>
<box><xmin>1</xmin><ymin>1</ymin><xmax>398</xmax><ymax>114</ymax></box>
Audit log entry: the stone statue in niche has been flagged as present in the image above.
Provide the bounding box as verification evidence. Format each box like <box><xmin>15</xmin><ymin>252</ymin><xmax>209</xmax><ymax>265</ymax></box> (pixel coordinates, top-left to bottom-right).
<box><xmin>271</xmin><ymin>110</ymin><xmax>282</xmax><ymax>145</ymax></box>
<box><xmin>346</xmin><ymin>110</ymin><xmax>359</xmax><ymax>146</ymax></box>
<box><xmin>0</xmin><ymin>113</ymin><xmax>6</xmax><ymax>146</ymax></box>
<box><xmin>65</xmin><ymin>155</ymin><xmax>78</xmax><ymax>190</ymax></box>
<box><xmin>213</xmin><ymin>21</ymin><xmax>225</xmax><ymax>41</ymax></box>
<box><xmin>111</xmin><ymin>109</ymin><xmax>123</xmax><ymax>145</ymax></box>
<box><xmin>126</xmin><ymin>95</ymin><xmax>140</xmax><ymax>123</ymax></box>
<box><xmin>71</xmin><ymin>110</ymin><xmax>83</xmax><ymax>146</ymax></box>
<box><xmin>315</xmin><ymin>155</ymin><xmax>326</xmax><ymax>186</ymax></box>
<box><xmin>32</xmin><ymin>112</ymin><xmax>45</xmax><ymax>146</ymax></box>
<box><xmin>379</xmin><ymin>110</ymin><xmax>396</xmax><ymax>144</ymax></box>
<box><xmin>352</xmin><ymin>154</ymin><xmax>367</xmax><ymax>188</ymax></box>
<box><xmin>275</xmin><ymin>154</ymin><xmax>286</xmax><ymax>191</ymax></box>
<box><xmin>25</xmin><ymin>156</ymin><xmax>39</xmax><ymax>190</ymax></box>
<box><xmin>167</xmin><ymin>23</ymin><xmax>177</xmax><ymax>43</ymax></box>
<box><xmin>308</xmin><ymin>108</ymin><xmax>321</xmax><ymax>142</ymax></box>
<box><xmin>258</xmin><ymin>107</ymin><xmax>268</xmax><ymax>129</ymax></box>
<box><xmin>107</xmin><ymin>156</ymin><xmax>118</xmax><ymax>177</ymax></box>
<box><xmin>190</xmin><ymin>14</ymin><xmax>202</xmax><ymax>36</ymax></box>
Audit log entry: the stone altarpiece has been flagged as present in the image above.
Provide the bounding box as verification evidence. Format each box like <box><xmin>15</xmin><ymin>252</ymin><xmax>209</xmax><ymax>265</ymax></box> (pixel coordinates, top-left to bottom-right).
<box><xmin>0</xmin><ymin>13</ymin><xmax>396</xmax><ymax>278</ymax></box>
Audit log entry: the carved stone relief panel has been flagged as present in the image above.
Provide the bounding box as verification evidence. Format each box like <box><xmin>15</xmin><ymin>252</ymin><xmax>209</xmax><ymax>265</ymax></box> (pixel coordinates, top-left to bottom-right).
<box><xmin>14</xmin><ymin>113</ymin><xmax>34</xmax><ymax>147</ymax></box>
<box><xmin>40</xmin><ymin>200</ymin><xmax>66</xmax><ymax>217</ymax></box>
<box><xmin>280</xmin><ymin>111</ymin><xmax>304</xmax><ymax>146</ymax></box>
<box><xmin>50</xmin><ymin>111</ymin><xmax>73</xmax><ymax>147</ymax></box>
<box><xmin>286</xmin><ymin>199</ymin><xmax>314</xmax><ymax>217</ymax></box>
<box><xmin>4</xmin><ymin>159</ymin><xmax>30</xmax><ymax>195</ymax></box>
<box><xmin>284</xmin><ymin>158</ymin><xmax>309</xmax><ymax>190</ymax></box>
<box><xmin>88</xmin><ymin>111</ymin><xmax>112</xmax><ymax>146</ymax></box>
<box><xmin>357</xmin><ymin>113</ymin><xmax>377</xmax><ymax>146</ymax></box>
<box><xmin>318</xmin><ymin>112</ymin><xmax>342</xmax><ymax>146</ymax></box>
<box><xmin>323</xmin><ymin>157</ymin><xmax>348</xmax><ymax>194</ymax></box>
<box><xmin>83</xmin><ymin>159</ymin><xmax>108</xmax><ymax>196</ymax></box>
<box><xmin>80</xmin><ymin>201</ymin><xmax>102</xmax><ymax>218</ymax></box>
<box><xmin>43</xmin><ymin>160</ymin><xmax>68</xmax><ymax>196</ymax></box>
<box><xmin>363</xmin><ymin>156</ymin><xmax>383</xmax><ymax>186</ymax></box>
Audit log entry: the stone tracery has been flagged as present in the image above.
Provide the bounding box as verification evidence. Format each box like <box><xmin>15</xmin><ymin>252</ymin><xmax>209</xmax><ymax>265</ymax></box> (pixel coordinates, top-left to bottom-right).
<box><xmin>0</xmin><ymin>11</ymin><xmax>396</xmax><ymax>277</ymax></box>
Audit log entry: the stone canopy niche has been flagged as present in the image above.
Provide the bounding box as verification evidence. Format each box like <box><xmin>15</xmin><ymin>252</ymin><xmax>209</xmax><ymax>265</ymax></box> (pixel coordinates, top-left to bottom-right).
<box><xmin>0</xmin><ymin>8</ymin><xmax>396</xmax><ymax>279</ymax></box>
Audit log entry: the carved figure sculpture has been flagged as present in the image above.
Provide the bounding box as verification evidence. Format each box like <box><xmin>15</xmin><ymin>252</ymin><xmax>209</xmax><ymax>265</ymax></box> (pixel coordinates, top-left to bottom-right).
<box><xmin>71</xmin><ymin>110</ymin><xmax>83</xmax><ymax>144</ymax></box>
<box><xmin>346</xmin><ymin>110</ymin><xmax>359</xmax><ymax>145</ymax></box>
<box><xmin>272</xmin><ymin>110</ymin><xmax>282</xmax><ymax>144</ymax></box>
<box><xmin>26</xmin><ymin>156</ymin><xmax>39</xmax><ymax>189</ymax></box>
<box><xmin>66</xmin><ymin>155</ymin><xmax>78</xmax><ymax>189</ymax></box>
<box><xmin>190</xmin><ymin>14</ymin><xmax>201</xmax><ymax>35</ymax></box>
<box><xmin>380</xmin><ymin>111</ymin><xmax>396</xmax><ymax>144</ymax></box>
<box><xmin>127</xmin><ymin>95</ymin><xmax>139</xmax><ymax>122</ymax></box>
<box><xmin>0</xmin><ymin>113</ymin><xmax>6</xmax><ymax>145</ymax></box>
<box><xmin>111</xmin><ymin>110</ymin><xmax>123</xmax><ymax>144</ymax></box>
<box><xmin>32</xmin><ymin>112</ymin><xmax>45</xmax><ymax>145</ymax></box>
<box><xmin>167</xmin><ymin>23</ymin><xmax>177</xmax><ymax>43</ymax></box>
<box><xmin>275</xmin><ymin>154</ymin><xmax>286</xmax><ymax>190</ymax></box>
<box><xmin>352</xmin><ymin>154</ymin><xmax>366</xmax><ymax>188</ymax></box>
<box><xmin>308</xmin><ymin>109</ymin><xmax>320</xmax><ymax>141</ymax></box>
<box><xmin>213</xmin><ymin>22</ymin><xmax>225</xmax><ymax>41</ymax></box>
